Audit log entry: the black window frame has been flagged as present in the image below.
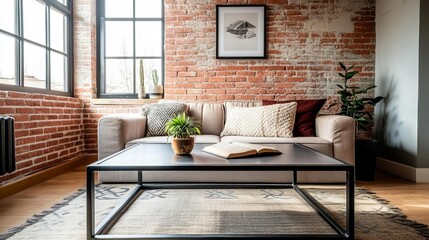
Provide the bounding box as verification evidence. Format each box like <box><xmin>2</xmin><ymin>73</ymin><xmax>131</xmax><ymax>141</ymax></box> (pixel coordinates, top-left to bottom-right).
<box><xmin>0</xmin><ymin>0</ymin><xmax>74</xmax><ymax>97</ymax></box>
<box><xmin>96</xmin><ymin>0</ymin><xmax>165</xmax><ymax>99</ymax></box>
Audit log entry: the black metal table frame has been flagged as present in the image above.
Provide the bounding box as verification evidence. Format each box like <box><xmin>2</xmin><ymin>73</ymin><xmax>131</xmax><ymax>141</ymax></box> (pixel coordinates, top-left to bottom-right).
<box><xmin>87</xmin><ymin>152</ymin><xmax>355</xmax><ymax>240</ymax></box>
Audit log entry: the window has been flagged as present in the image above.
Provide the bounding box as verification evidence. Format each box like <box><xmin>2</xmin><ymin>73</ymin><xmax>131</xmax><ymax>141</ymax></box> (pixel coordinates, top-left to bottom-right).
<box><xmin>97</xmin><ymin>0</ymin><xmax>164</xmax><ymax>98</ymax></box>
<box><xmin>0</xmin><ymin>0</ymin><xmax>73</xmax><ymax>96</ymax></box>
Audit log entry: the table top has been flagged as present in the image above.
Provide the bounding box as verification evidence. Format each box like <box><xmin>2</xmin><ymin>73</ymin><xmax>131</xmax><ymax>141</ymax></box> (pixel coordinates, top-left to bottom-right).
<box><xmin>89</xmin><ymin>143</ymin><xmax>352</xmax><ymax>171</ymax></box>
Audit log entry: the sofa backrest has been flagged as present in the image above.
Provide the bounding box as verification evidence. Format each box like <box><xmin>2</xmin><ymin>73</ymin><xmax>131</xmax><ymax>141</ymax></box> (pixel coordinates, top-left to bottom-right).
<box><xmin>186</xmin><ymin>102</ymin><xmax>224</xmax><ymax>135</ymax></box>
<box><xmin>160</xmin><ymin>100</ymin><xmax>263</xmax><ymax>135</ymax></box>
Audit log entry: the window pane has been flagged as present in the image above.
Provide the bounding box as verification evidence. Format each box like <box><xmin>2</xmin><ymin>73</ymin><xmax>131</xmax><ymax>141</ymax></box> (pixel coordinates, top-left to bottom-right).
<box><xmin>24</xmin><ymin>42</ymin><xmax>46</xmax><ymax>89</ymax></box>
<box><xmin>56</xmin><ymin>0</ymin><xmax>67</xmax><ymax>6</ymax></box>
<box><xmin>0</xmin><ymin>0</ymin><xmax>16</xmax><ymax>34</ymax></box>
<box><xmin>0</xmin><ymin>34</ymin><xmax>16</xmax><ymax>85</ymax></box>
<box><xmin>135</xmin><ymin>21</ymin><xmax>162</xmax><ymax>57</ymax></box>
<box><xmin>23</xmin><ymin>0</ymin><xmax>46</xmax><ymax>45</ymax></box>
<box><xmin>135</xmin><ymin>0</ymin><xmax>162</xmax><ymax>18</ymax></box>
<box><xmin>135</xmin><ymin>59</ymin><xmax>162</xmax><ymax>88</ymax></box>
<box><xmin>105</xmin><ymin>59</ymin><xmax>133</xmax><ymax>94</ymax></box>
<box><xmin>51</xmin><ymin>52</ymin><xmax>66</xmax><ymax>91</ymax></box>
<box><xmin>105</xmin><ymin>21</ymin><xmax>133</xmax><ymax>57</ymax></box>
<box><xmin>105</xmin><ymin>0</ymin><xmax>133</xmax><ymax>18</ymax></box>
<box><xmin>50</xmin><ymin>8</ymin><xmax>67</xmax><ymax>53</ymax></box>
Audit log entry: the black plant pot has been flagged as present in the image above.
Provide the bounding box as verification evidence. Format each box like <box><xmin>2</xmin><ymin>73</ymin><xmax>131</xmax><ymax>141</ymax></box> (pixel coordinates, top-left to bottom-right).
<box><xmin>355</xmin><ymin>139</ymin><xmax>378</xmax><ymax>181</ymax></box>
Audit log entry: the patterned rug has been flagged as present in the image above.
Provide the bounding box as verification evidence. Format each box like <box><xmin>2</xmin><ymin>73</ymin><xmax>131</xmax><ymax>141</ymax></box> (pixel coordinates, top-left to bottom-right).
<box><xmin>1</xmin><ymin>185</ymin><xmax>429</xmax><ymax>239</ymax></box>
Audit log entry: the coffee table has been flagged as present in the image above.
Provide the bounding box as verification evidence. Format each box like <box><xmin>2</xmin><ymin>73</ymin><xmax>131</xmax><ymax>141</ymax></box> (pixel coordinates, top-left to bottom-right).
<box><xmin>87</xmin><ymin>143</ymin><xmax>354</xmax><ymax>239</ymax></box>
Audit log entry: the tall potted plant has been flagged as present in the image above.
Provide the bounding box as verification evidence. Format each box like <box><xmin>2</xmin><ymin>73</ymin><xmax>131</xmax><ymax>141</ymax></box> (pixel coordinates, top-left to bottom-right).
<box><xmin>165</xmin><ymin>112</ymin><xmax>201</xmax><ymax>155</ymax></box>
<box><xmin>330</xmin><ymin>62</ymin><xmax>383</xmax><ymax>181</ymax></box>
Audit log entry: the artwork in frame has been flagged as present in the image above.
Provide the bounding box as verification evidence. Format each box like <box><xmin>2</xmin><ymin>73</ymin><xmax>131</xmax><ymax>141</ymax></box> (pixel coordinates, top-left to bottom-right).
<box><xmin>216</xmin><ymin>5</ymin><xmax>267</xmax><ymax>59</ymax></box>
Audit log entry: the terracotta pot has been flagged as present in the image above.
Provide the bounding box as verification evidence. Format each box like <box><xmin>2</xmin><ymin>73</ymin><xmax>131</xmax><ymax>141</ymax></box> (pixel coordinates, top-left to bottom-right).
<box><xmin>171</xmin><ymin>137</ymin><xmax>194</xmax><ymax>155</ymax></box>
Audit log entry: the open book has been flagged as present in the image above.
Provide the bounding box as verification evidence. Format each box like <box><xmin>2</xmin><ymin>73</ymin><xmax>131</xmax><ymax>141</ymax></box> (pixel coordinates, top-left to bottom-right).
<box><xmin>202</xmin><ymin>142</ymin><xmax>281</xmax><ymax>159</ymax></box>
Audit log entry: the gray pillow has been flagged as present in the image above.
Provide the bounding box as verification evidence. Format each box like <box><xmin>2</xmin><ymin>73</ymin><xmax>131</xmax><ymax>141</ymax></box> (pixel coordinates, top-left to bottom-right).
<box><xmin>142</xmin><ymin>103</ymin><xmax>187</xmax><ymax>136</ymax></box>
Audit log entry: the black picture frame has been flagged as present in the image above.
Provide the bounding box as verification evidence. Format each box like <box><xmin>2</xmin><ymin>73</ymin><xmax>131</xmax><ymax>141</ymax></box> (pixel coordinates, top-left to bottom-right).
<box><xmin>216</xmin><ymin>5</ymin><xmax>267</xmax><ymax>59</ymax></box>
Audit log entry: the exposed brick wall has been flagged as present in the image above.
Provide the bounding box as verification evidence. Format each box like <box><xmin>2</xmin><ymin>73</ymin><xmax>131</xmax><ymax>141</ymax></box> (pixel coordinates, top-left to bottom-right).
<box><xmin>164</xmin><ymin>0</ymin><xmax>376</xmax><ymax>104</ymax></box>
<box><xmin>0</xmin><ymin>91</ymin><xmax>84</xmax><ymax>184</ymax></box>
<box><xmin>74</xmin><ymin>0</ymin><xmax>99</xmax><ymax>154</ymax></box>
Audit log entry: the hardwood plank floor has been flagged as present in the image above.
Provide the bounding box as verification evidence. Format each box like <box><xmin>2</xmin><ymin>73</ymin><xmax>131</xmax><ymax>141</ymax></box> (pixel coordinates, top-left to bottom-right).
<box><xmin>0</xmin><ymin>166</ymin><xmax>428</xmax><ymax>234</ymax></box>
<box><xmin>0</xmin><ymin>165</ymin><xmax>87</xmax><ymax>233</ymax></box>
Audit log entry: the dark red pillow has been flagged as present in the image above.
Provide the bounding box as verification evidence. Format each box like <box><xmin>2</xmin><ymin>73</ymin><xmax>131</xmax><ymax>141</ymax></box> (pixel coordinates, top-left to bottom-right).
<box><xmin>262</xmin><ymin>99</ymin><xmax>326</xmax><ymax>137</ymax></box>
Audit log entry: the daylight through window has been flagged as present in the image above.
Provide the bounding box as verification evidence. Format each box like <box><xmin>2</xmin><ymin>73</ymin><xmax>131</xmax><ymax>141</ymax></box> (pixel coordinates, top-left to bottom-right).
<box><xmin>97</xmin><ymin>0</ymin><xmax>164</xmax><ymax>98</ymax></box>
<box><xmin>0</xmin><ymin>0</ymin><xmax>72</xmax><ymax>95</ymax></box>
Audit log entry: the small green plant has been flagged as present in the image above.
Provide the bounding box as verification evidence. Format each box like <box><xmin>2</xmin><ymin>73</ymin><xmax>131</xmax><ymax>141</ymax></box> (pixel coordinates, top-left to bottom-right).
<box><xmin>152</xmin><ymin>69</ymin><xmax>159</xmax><ymax>85</ymax></box>
<box><xmin>329</xmin><ymin>62</ymin><xmax>383</xmax><ymax>129</ymax></box>
<box><xmin>165</xmin><ymin>112</ymin><xmax>201</xmax><ymax>139</ymax></box>
<box><xmin>139</xmin><ymin>59</ymin><xmax>144</xmax><ymax>87</ymax></box>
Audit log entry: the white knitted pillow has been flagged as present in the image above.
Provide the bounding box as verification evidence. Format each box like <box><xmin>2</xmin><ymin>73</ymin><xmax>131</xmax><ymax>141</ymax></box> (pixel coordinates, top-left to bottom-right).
<box><xmin>220</xmin><ymin>102</ymin><xmax>297</xmax><ymax>138</ymax></box>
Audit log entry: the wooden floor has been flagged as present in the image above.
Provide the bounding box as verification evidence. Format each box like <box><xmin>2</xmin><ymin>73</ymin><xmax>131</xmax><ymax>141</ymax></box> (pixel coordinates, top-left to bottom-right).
<box><xmin>0</xmin><ymin>165</ymin><xmax>429</xmax><ymax>233</ymax></box>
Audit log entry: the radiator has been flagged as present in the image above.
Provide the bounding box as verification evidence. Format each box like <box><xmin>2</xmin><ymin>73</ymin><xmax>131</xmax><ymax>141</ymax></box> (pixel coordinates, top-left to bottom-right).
<box><xmin>0</xmin><ymin>116</ymin><xmax>15</xmax><ymax>175</ymax></box>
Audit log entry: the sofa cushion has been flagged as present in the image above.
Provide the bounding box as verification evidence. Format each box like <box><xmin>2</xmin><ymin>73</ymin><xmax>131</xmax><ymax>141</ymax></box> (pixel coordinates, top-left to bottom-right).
<box><xmin>220</xmin><ymin>136</ymin><xmax>332</xmax><ymax>157</ymax></box>
<box><xmin>263</xmin><ymin>99</ymin><xmax>326</xmax><ymax>137</ymax></box>
<box><xmin>126</xmin><ymin>134</ymin><xmax>220</xmax><ymax>148</ymax></box>
<box><xmin>221</xmin><ymin>103</ymin><xmax>297</xmax><ymax>138</ymax></box>
<box><xmin>186</xmin><ymin>102</ymin><xmax>224</xmax><ymax>135</ymax></box>
<box><xmin>141</xmin><ymin>102</ymin><xmax>187</xmax><ymax>136</ymax></box>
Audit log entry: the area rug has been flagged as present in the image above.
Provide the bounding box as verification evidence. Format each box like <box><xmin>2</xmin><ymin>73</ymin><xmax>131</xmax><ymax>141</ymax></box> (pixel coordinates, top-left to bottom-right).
<box><xmin>1</xmin><ymin>185</ymin><xmax>429</xmax><ymax>240</ymax></box>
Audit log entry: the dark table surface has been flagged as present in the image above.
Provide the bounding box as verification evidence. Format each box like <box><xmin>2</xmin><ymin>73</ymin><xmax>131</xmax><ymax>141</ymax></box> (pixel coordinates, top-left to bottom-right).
<box><xmin>90</xmin><ymin>143</ymin><xmax>350</xmax><ymax>171</ymax></box>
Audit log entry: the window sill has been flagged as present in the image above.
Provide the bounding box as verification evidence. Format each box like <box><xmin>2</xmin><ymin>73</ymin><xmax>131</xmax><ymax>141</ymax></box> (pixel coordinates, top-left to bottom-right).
<box><xmin>0</xmin><ymin>84</ymin><xmax>72</xmax><ymax>97</ymax></box>
<box><xmin>91</xmin><ymin>98</ymin><xmax>160</xmax><ymax>105</ymax></box>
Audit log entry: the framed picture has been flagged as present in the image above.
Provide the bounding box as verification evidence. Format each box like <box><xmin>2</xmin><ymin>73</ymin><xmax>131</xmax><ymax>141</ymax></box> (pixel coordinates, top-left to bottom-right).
<box><xmin>216</xmin><ymin>5</ymin><xmax>267</xmax><ymax>59</ymax></box>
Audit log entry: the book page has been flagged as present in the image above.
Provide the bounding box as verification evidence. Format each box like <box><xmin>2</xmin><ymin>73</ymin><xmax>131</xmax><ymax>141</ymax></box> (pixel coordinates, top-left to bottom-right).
<box><xmin>231</xmin><ymin>142</ymin><xmax>280</xmax><ymax>154</ymax></box>
<box><xmin>202</xmin><ymin>143</ymin><xmax>257</xmax><ymax>158</ymax></box>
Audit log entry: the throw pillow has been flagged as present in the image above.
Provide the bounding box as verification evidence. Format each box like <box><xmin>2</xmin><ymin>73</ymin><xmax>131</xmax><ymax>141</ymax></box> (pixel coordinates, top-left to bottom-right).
<box><xmin>262</xmin><ymin>99</ymin><xmax>326</xmax><ymax>137</ymax></box>
<box><xmin>141</xmin><ymin>102</ymin><xmax>187</xmax><ymax>136</ymax></box>
<box><xmin>220</xmin><ymin>102</ymin><xmax>297</xmax><ymax>138</ymax></box>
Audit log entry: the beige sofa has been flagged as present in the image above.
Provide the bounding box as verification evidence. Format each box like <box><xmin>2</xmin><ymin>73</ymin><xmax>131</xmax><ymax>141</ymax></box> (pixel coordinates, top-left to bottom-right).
<box><xmin>97</xmin><ymin>101</ymin><xmax>355</xmax><ymax>183</ymax></box>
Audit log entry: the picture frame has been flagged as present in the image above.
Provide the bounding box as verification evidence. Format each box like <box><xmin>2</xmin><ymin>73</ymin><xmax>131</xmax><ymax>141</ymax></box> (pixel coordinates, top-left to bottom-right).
<box><xmin>216</xmin><ymin>5</ymin><xmax>267</xmax><ymax>59</ymax></box>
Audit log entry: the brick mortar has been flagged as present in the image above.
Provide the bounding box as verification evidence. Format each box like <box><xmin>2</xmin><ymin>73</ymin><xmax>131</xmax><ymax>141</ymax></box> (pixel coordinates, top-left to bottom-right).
<box><xmin>0</xmin><ymin>90</ymin><xmax>85</xmax><ymax>184</ymax></box>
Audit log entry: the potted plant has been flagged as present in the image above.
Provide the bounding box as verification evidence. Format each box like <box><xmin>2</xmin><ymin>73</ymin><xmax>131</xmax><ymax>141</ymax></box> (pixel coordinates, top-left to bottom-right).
<box><xmin>148</xmin><ymin>69</ymin><xmax>163</xmax><ymax>99</ymax></box>
<box><xmin>165</xmin><ymin>112</ymin><xmax>201</xmax><ymax>155</ymax></box>
<box><xmin>330</xmin><ymin>62</ymin><xmax>383</xmax><ymax>181</ymax></box>
<box><xmin>138</xmin><ymin>59</ymin><xmax>145</xmax><ymax>99</ymax></box>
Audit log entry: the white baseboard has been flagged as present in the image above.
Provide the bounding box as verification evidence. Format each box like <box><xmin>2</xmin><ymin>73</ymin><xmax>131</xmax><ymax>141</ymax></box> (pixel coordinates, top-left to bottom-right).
<box><xmin>376</xmin><ymin>158</ymin><xmax>429</xmax><ymax>183</ymax></box>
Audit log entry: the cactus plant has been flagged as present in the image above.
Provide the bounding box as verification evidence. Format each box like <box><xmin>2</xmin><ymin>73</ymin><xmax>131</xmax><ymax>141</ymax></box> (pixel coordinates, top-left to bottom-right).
<box><xmin>152</xmin><ymin>69</ymin><xmax>159</xmax><ymax>85</ymax></box>
<box><xmin>139</xmin><ymin>59</ymin><xmax>144</xmax><ymax>87</ymax></box>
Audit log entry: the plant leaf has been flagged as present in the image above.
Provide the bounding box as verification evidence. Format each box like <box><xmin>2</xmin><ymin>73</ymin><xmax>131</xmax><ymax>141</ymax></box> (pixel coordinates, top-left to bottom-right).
<box><xmin>347</xmin><ymin>65</ymin><xmax>355</xmax><ymax>71</ymax></box>
<box><xmin>345</xmin><ymin>71</ymin><xmax>359</xmax><ymax>80</ymax></box>
<box><xmin>336</xmin><ymin>84</ymin><xmax>344</xmax><ymax>89</ymax></box>
<box><xmin>339</xmin><ymin>62</ymin><xmax>346</xmax><ymax>71</ymax></box>
<box><xmin>364</xmin><ymin>85</ymin><xmax>377</xmax><ymax>91</ymax></box>
<box><xmin>372</xmin><ymin>96</ymin><xmax>383</xmax><ymax>104</ymax></box>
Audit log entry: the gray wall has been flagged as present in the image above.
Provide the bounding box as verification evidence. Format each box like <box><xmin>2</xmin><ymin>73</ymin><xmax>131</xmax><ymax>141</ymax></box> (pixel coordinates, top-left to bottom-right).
<box><xmin>375</xmin><ymin>0</ymin><xmax>420</xmax><ymax>167</ymax></box>
<box><xmin>417</xmin><ymin>0</ymin><xmax>429</xmax><ymax>168</ymax></box>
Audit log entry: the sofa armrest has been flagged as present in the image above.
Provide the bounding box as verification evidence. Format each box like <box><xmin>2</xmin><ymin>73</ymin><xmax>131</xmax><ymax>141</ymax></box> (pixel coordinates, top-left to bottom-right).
<box><xmin>315</xmin><ymin>115</ymin><xmax>355</xmax><ymax>165</ymax></box>
<box><xmin>98</xmin><ymin>114</ymin><xmax>146</xmax><ymax>160</ymax></box>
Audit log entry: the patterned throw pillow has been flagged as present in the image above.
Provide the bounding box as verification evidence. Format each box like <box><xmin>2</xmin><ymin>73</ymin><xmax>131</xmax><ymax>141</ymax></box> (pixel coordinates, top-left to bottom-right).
<box><xmin>142</xmin><ymin>103</ymin><xmax>187</xmax><ymax>136</ymax></box>
<box><xmin>220</xmin><ymin>102</ymin><xmax>297</xmax><ymax>138</ymax></box>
